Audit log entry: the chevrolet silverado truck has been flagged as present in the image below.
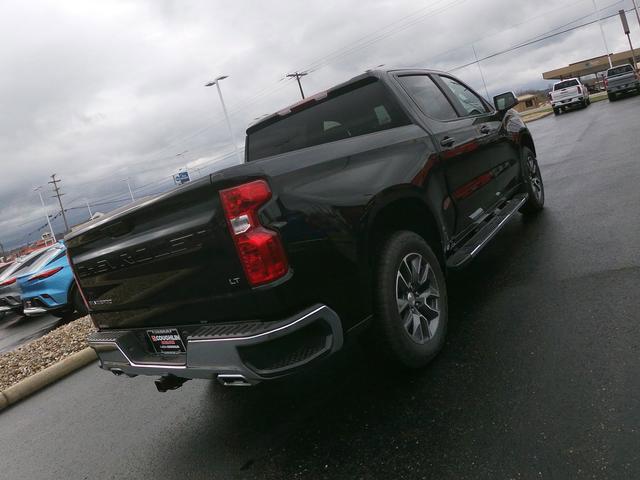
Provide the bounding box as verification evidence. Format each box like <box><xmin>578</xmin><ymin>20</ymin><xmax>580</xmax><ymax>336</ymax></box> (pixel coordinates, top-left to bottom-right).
<box><xmin>66</xmin><ymin>69</ymin><xmax>544</xmax><ymax>392</ymax></box>
<box><xmin>550</xmin><ymin>78</ymin><xmax>590</xmax><ymax>115</ymax></box>
<box><xmin>605</xmin><ymin>64</ymin><xmax>640</xmax><ymax>101</ymax></box>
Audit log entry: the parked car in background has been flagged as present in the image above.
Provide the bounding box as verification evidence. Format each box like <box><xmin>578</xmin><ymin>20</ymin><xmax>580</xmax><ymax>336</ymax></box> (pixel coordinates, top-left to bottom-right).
<box><xmin>67</xmin><ymin>68</ymin><xmax>544</xmax><ymax>392</ymax></box>
<box><xmin>0</xmin><ymin>247</ymin><xmax>51</xmax><ymax>315</ymax></box>
<box><xmin>605</xmin><ymin>64</ymin><xmax>640</xmax><ymax>101</ymax></box>
<box><xmin>550</xmin><ymin>78</ymin><xmax>590</xmax><ymax>115</ymax></box>
<box><xmin>19</xmin><ymin>242</ymin><xmax>87</xmax><ymax>317</ymax></box>
<box><xmin>0</xmin><ymin>262</ymin><xmax>13</xmax><ymax>276</ymax></box>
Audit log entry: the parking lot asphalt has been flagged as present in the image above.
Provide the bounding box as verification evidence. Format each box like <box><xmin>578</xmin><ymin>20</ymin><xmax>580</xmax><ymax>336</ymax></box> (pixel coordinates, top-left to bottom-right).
<box><xmin>1</xmin><ymin>95</ymin><xmax>639</xmax><ymax>480</ymax></box>
<box><xmin>0</xmin><ymin>312</ymin><xmax>65</xmax><ymax>354</ymax></box>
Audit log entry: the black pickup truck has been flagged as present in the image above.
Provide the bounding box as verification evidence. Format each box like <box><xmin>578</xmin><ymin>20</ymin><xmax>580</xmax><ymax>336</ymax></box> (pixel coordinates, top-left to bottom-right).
<box><xmin>66</xmin><ymin>69</ymin><xmax>544</xmax><ymax>391</ymax></box>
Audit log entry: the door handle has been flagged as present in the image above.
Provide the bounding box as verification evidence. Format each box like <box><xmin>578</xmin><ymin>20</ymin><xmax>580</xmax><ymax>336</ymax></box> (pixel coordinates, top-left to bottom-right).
<box><xmin>440</xmin><ymin>136</ymin><xmax>455</xmax><ymax>147</ymax></box>
<box><xmin>479</xmin><ymin>125</ymin><xmax>491</xmax><ymax>135</ymax></box>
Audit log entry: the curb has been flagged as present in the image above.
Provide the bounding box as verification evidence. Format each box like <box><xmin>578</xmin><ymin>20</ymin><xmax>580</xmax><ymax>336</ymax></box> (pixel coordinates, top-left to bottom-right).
<box><xmin>522</xmin><ymin>111</ymin><xmax>553</xmax><ymax>123</ymax></box>
<box><xmin>0</xmin><ymin>347</ymin><xmax>96</xmax><ymax>411</ymax></box>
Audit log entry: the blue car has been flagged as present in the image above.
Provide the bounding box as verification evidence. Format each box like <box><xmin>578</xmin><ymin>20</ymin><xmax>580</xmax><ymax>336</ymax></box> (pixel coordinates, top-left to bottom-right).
<box><xmin>18</xmin><ymin>242</ymin><xmax>87</xmax><ymax>317</ymax></box>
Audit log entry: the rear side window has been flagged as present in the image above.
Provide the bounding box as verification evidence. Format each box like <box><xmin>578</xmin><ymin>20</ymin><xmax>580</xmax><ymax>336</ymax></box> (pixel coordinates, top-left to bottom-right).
<box><xmin>554</xmin><ymin>79</ymin><xmax>579</xmax><ymax>90</ymax></box>
<box><xmin>607</xmin><ymin>65</ymin><xmax>633</xmax><ymax>76</ymax></box>
<box><xmin>397</xmin><ymin>75</ymin><xmax>458</xmax><ymax>121</ymax></box>
<box><xmin>246</xmin><ymin>79</ymin><xmax>411</xmax><ymax>161</ymax></box>
<box><xmin>439</xmin><ymin>76</ymin><xmax>490</xmax><ymax>116</ymax></box>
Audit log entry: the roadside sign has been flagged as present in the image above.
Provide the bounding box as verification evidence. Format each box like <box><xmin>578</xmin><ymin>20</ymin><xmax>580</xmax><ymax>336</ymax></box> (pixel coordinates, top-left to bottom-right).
<box><xmin>620</xmin><ymin>9</ymin><xmax>631</xmax><ymax>34</ymax></box>
<box><xmin>174</xmin><ymin>171</ymin><xmax>190</xmax><ymax>185</ymax></box>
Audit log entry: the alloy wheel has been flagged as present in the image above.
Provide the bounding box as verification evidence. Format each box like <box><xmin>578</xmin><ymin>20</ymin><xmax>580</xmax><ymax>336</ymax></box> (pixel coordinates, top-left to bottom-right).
<box><xmin>527</xmin><ymin>154</ymin><xmax>543</xmax><ymax>202</ymax></box>
<box><xmin>395</xmin><ymin>253</ymin><xmax>440</xmax><ymax>344</ymax></box>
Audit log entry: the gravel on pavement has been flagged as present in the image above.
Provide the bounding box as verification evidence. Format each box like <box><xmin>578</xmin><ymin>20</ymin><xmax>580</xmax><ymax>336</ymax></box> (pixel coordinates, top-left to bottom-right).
<box><xmin>0</xmin><ymin>316</ymin><xmax>95</xmax><ymax>391</ymax></box>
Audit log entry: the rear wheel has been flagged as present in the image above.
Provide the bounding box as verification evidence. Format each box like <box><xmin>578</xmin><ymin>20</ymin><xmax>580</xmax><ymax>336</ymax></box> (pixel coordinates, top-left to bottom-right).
<box><xmin>553</xmin><ymin>107</ymin><xmax>560</xmax><ymax>115</ymax></box>
<box><xmin>608</xmin><ymin>92</ymin><xmax>616</xmax><ymax>101</ymax></box>
<box><xmin>370</xmin><ymin>231</ymin><xmax>448</xmax><ymax>368</ymax></box>
<box><xmin>71</xmin><ymin>284</ymin><xmax>88</xmax><ymax>316</ymax></box>
<box><xmin>520</xmin><ymin>147</ymin><xmax>544</xmax><ymax>215</ymax></box>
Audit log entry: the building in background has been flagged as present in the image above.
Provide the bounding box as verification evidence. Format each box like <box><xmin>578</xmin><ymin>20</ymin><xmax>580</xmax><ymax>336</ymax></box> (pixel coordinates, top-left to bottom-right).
<box><xmin>514</xmin><ymin>94</ymin><xmax>544</xmax><ymax>112</ymax></box>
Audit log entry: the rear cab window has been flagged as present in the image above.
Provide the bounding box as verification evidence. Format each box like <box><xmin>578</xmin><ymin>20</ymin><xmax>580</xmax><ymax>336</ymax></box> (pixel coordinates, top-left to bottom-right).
<box><xmin>607</xmin><ymin>65</ymin><xmax>634</xmax><ymax>76</ymax></box>
<box><xmin>554</xmin><ymin>79</ymin><xmax>579</xmax><ymax>90</ymax></box>
<box><xmin>246</xmin><ymin>78</ymin><xmax>411</xmax><ymax>161</ymax></box>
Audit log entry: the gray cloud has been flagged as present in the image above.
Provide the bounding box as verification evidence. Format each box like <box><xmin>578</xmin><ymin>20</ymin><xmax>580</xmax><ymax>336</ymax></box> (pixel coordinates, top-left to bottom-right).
<box><xmin>1</xmin><ymin>0</ymin><xmax>637</xmax><ymax>248</ymax></box>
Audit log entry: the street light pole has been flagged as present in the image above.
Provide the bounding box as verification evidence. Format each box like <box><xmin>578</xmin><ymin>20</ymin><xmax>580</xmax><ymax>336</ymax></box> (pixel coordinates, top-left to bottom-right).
<box><xmin>85</xmin><ymin>199</ymin><xmax>93</xmax><ymax>219</ymax></box>
<box><xmin>593</xmin><ymin>0</ymin><xmax>614</xmax><ymax>68</ymax></box>
<box><xmin>123</xmin><ymin>178</ymin><xmax>135</xmax><ymax>202</ymax></box>
<box><xmin>34</xmin><ymin>186</ymin><xmax>57</xmax><ymax>242</ymax></box>
<box><xmin>205</xmin><ymin>76</ymin><xmax>242</xmax><ymax>163</ymax></box>
<box><xmin>472</xmin><ymin>44</ymin><xmax>490</xmax><ymax>100</ymax></box>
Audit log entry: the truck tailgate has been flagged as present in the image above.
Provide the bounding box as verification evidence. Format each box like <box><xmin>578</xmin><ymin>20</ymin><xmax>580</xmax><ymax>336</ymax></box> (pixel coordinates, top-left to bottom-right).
<box><xmin>66</xmin><ymin>177</ymin><xmax>267</xmax><ymax>329</ymax></box>
<box><xmin>553</xmin><ymin>87</ymin><xmax>580</xmax><ymax>102</ymax></box>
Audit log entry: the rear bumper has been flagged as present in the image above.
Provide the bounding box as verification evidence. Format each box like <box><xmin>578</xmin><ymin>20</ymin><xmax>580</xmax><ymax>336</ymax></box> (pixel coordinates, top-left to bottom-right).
<box><xmin>551</xmin><ymin>96</ymin><xmax>585</xmax><ymax>108</ymax></box>
<box><xmin>607</xmin><ymin>81</ymin><xmax>640</xmax><ymax>92</ymax></box>
<box><xmin>22</xmin><ymin>296</ymin><xmax>67</xmax><ymax>316</ymax></box>
<box><xmin>87</xmin><ymin>304</ymin><xmax>343</xmax><ymax>385</ymax></box>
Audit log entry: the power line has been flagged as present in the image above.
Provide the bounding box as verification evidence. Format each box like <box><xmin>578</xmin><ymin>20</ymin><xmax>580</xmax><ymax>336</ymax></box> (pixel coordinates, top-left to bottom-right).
<box><xmin>447</xmin><ymin>7</ymin><xmax>635</xmax><ymax>73</ymax></box>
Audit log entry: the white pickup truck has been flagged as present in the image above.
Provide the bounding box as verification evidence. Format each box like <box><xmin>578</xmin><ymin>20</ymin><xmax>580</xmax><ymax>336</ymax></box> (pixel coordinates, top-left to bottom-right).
<box><xmin>550</xmin><ymin>78</ymin><xmax>590</xmax><ymax>115</ymax></box>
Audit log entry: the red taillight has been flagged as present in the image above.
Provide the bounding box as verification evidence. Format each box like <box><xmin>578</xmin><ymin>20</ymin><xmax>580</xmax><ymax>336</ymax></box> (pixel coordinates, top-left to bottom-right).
<box><xmin>577</xmin><ymin>86</ymin><xmax>582</xmax><ymax>94</ymax></box>
<box><xmin>219</xmin><ymin>180</ymin><xmax>289</xmax><ymax>286</ymax></box>
<box><xmin>0</xmin><ymin>277</ymin><xmax>16</xmax><ymax>287</ymax></box>
<box><xmin>604</xmin><ymin>78</ymin><xmax>608</xmax><ymax>88</ymax></box>
<box><xmin>28</xmin><ymin>266</ymin><xmax>63</xmax><ymax>282</ymax></box>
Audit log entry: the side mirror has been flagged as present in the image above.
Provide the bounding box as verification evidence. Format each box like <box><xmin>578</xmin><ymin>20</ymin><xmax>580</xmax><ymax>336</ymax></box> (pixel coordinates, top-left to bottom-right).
<box><xmin>493</xmin><ymin>91</ymin><xmax>519</xmax><ymax>111</ymax></box>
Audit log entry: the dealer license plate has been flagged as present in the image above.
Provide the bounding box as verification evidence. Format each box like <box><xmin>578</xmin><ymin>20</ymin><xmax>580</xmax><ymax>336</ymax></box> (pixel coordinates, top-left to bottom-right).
<box><xmin>147</xmin><ymin>328</ymin><xmax>186</xmax><ymax>354</ymax></box>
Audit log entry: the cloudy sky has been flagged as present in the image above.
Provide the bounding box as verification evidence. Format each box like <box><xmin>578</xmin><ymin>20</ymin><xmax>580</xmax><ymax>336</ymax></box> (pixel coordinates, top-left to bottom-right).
<box><xmin>1</xmin><ymin>0</ymin><xmax>638</xmax><ymax>250</ymax></box>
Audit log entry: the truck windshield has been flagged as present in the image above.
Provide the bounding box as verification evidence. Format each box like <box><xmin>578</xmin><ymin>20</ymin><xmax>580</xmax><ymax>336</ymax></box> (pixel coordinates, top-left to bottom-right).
<box><xmin>607</xmin><ymin>65</ymin><xmax>633</xmax><ymax>76</ymax></box>
<box><xmin>246</xmin><ymin>78</ymin><xmax>410</xmax><ymax>161</ymax></box>
<box><xmin>554</xmin><ymin>80</ymin><xmax>579</xmax><ymax>90</ymax></box>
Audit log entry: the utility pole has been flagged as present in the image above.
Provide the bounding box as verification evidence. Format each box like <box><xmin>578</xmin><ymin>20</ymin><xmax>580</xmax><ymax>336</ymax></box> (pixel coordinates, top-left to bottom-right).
<box><xmin>593</xmin><ymin>0</ymin><xmax>614</xmax><ymax>68</ymax></box>
<box><xmin>34</xmin><ymin>186</ymin><xmax>57</xmax><ymax>242</ymax></box>
<box><xmin>48</xmin><ymin>174</ymin><xmax>69</xmax><ymax>233</ymax></box>
<box><xmin>620</xmin><ymin>10</ymin><xmax>639</xmax><ymax>72</ymax></box>
<box><xmin>472</xmin><ymin>45</ymin><xmax>490</xmax><ymax>100</ymax></box>
<box><xmin>85</xmin><ymin>199</ymin><xmax>93</xmax><ymax>219</ymax></box>
<box><xmin>286</xmin><ymin>72</ymin><xmax>308</xmax><ymax>99</ymax></box>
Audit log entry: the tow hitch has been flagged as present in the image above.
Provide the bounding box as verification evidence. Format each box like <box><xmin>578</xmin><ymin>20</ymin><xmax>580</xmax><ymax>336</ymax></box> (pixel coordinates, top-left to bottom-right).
<box><xmin>155</xmin><ymin>374</ymin><xmax>190</xmax><ymax>392</ymax></box>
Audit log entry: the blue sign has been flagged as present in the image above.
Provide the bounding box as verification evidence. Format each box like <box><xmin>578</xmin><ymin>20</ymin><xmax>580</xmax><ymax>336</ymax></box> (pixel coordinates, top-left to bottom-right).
<box><xmin>174</xmin><ymin>171</ymin><xmax>191</xmax><ymax>185</ymax></box>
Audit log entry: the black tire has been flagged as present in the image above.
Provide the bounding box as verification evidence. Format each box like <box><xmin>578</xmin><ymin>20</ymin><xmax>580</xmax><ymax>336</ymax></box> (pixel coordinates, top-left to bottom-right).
<box><xmin>370</xmin><ymin>231</ymin><xmax>448</xmax><ymax>368</ymax></box>
<box><xmin>70</xmin><ymin>284</ymin><xmax>88</xmax><ymax>316</ymax></box>
<box><xmin>586</xmin><ymin>97</ymin><xmax>591</xmax><ymax>105</ymax></box>
<box><xmin>608</xmin><ymin>93</ymin><xmax>615</xmax><ymax>102</ymax></box>
<box><xmin>553</xmin><ymin>107</ymin><xmax>560</xmax><ymax>115</ymax></box>
<box><xmin>520</xmin><ymin>146</ymin><xmax>545</xmax><ymax>215</ymax></box>
<box><xmin>50</xmin><ymin>307</ymin><xmax>69</xmax><ymax>319</ymax></box>
<box><xmin>580</xmin><ymin>99</ymin><xmax>586</xmax><ymax>108</ymax></box>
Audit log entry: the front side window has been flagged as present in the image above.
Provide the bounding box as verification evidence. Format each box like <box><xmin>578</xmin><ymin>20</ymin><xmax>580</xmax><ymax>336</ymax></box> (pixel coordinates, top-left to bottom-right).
<box><xmin>397</xmin><ymin>75</ymin><xmax>458</xmax><ymax>121</ymax></box>
<box><xmin>246</xmin><ymin>78</ymin><xmax>411</xmax><ymax>161</ymax></box>
<box><xmin>439</xmin><ymin>76</ymin><xmax>489</xmax><ymax>116</ymax></box>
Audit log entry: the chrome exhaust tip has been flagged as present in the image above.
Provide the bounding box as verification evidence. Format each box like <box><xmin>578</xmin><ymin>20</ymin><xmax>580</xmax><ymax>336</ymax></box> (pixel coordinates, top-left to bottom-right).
<box><xmin>217</xmin><ymin>374</ymin><xmax>252</xmax><ymax>387</ymax></box>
